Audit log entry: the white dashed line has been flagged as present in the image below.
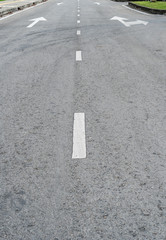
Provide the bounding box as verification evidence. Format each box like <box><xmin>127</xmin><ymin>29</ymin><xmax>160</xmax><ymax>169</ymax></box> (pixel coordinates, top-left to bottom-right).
<box><xmin>77</xmin><ymin>14</ymin><xmax>80</xmax><ymax>17</ymax></box>
<box><xmin>78</xmin><ymin>9</ymin><xmax>80</xmax><ymax>12</ymax></box>
<box><xmin>72</xmin><ymin>113</ymin><xmax>86</xmax><ymax>159</ymax></box>
<box><xmin>76</xmin><ymin>51</ymin><xmax>82</xmax><ymax>61</ymax></box>
<box><xmin>77</xmin><ymin>30</ymin><xmax>81</xmax><ymax>35</ymax></box>
<box><xmin>77</xmin><ymin>20</ymin><xmax>80</xmax><ymax>24</ymax></box>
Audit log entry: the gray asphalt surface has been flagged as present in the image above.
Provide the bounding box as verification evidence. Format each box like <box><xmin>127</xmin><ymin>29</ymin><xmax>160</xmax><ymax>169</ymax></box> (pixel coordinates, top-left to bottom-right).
<box><xmin>0</xmin><ymin>0</ymin><xmax>166</xmax><ymax>239</ymax></box>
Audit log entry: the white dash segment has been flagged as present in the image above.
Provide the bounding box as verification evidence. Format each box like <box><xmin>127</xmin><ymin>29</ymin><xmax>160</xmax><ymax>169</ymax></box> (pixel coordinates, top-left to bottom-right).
<box><xmin>77</xmin><ymin>30</ymin><xmax>81</xmax><ymax>35</ymax></box>
<box><xmin>77</xmin><ymin>20</ymin><xmax>80</xmax><ymax>24</ymax></box>
<box><xmin>76</xmin><ymin>51</ymin><xmax>82</xmax><ymax>61</ymax></box>
<box><xmin>0</xmin><ymin>2</ymin><xmax>46</xmax><ymax>22</ymax></box>
<box><xmin>77</xmin><ymin>14</ymin><xmax>80</xmax><ymax>17</ymax></box>
<box><xmin>78</xmin><ymin>9</ymin><xmax>80</xmax><ymax>12</ymax></box>
<box><xmin>72</xmin><ymin>113</ymin><xmax>86</xmax><ymax>159</ymax></box>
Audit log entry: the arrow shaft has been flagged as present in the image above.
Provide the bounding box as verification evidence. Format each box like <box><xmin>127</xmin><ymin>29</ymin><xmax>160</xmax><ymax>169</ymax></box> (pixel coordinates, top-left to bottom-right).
<box><xmin>127</xmin><ymin>21</ymin><xmax>148</xmax><ymax>26</ymax></box>
<box><xmin>27</xmin><ymin>20</ymin><xmax>39</xmax><ymax>28</ymax></box>
<box><xmin>124</xmin><ymin>20</ymin><xmax>147</xmax><ymax>27</ymax></box>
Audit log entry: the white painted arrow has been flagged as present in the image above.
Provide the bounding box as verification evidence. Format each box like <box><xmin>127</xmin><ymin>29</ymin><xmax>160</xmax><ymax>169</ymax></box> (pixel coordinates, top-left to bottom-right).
<box><xmin>94</xmin><ymin>2</ymin><xmax>100</xmax><ymax>5</ymax></box>
<box><xmin>57</xmin><ymin>2</ymin><xmax>64</xmax><ymax>5</ymax></box>
<box><xmin>124</xmin><ymin>20</ymin><xmax>148</xmax><ymax>27</ymax></box>
<box><xmin>110</xmin><ymin>16</ymin><xmax>148</xmax><ymax>27</ymax></box>
<box><xmin>27</xmin><ymin>17</ymin><xmax>47</xmax><ymax>28</ymax></box>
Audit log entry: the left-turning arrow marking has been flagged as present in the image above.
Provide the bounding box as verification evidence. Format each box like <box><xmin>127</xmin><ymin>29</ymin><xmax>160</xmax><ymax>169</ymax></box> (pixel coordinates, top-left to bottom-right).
<box><xmin>27</xmin><ymin>17</ymin><xmax>47</xmax><ymax>28</ymax></box>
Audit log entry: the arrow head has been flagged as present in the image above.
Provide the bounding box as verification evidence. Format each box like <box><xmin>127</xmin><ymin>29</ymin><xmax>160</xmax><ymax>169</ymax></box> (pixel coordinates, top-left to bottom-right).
<box><xmin>110</xmin><ymin>16</ymin><xmax>128</xmax><ymax>21</ymax></box>
<box><xmin>30</xmin><ymin>17</ymin><xmax>47</xmax><ymax>22</ymax></box>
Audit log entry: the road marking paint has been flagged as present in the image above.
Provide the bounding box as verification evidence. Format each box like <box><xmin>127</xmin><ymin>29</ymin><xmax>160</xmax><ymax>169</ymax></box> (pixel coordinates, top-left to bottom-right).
<box><xmin>27</xmin><ymin>17</ymin><xmax>47</xmax><ymax>28</ymax></box>
<box><xmin>111</xmin><ymin>16</ymin><xmax>148</xmax><ymax>27</ymax></box>
<box><xmin>0</xmin><ymin>2</ymin><xmax>45</xmax><ymax>21</ymax></box>
<box><xmin>72</xmin><ymin>113</ymin><xmax>86</xmax><ymax>159</ymax></box>
<box><xmin>94</xmin><ymin>2</ymin><xmax>100</xmax><ymax>5</ymax></box>
<box><xmin>77</xmin><ymin>20</ymin><xmax>80</xmax><ymax>24</ymax></box>
<box><xmin>78</xmin><ymin>9</ymin><xmax>80</xmax><ymax>12</ymax></box>
<box><xmin>77</xmin><ymin>14</ymin><xmax>80</xmax><ymax>17</ymax></box>
<box><xmin>57</xmin><ymin>2</ymin><xmax>63</xmax><ymax>5</ymax></box>
<box><xmin>122</xmin><ymin>5</ymin><xmax>150</xmax><ymax>15</ymax></box>
<box><xmin>76</xmin><ymin>51</ymin><xmax>82</xmax><ymax>61</ymax></box>
<box><xmin>77</xmin><ymin>30</ymin><xmax>81</xmax><ymax>35</ymax></box>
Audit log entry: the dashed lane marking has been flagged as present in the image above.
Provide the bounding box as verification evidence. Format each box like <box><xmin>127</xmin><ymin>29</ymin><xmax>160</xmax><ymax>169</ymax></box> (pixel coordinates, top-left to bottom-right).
<box><xmin>76</xmin><ymin>51</ymin><xmax>82</xmax><ymax>61</ymax></box>
<box><xmin>57</xmin><ymin>2</ymin><xmax>64</xmax><ymax>5</ymax></box>
<box><xmin>72</xmin><ymin>113</ymin><xmax>86</xmax><ymax>159</ymax></box>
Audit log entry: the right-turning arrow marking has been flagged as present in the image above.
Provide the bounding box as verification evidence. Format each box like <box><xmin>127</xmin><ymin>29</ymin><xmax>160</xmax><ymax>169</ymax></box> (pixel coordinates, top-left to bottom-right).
<box><xmin>110</xmin><ymin>16</ymin><xmax>148</xmax><ymax>27</ymax></box>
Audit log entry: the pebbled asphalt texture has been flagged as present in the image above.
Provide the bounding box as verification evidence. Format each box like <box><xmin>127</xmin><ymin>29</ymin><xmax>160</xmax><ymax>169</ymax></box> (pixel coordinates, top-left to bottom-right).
<box><xmin>0</xmin><ymin>0</ymin><xmax>166</xmax><ymax>239</ymax></box>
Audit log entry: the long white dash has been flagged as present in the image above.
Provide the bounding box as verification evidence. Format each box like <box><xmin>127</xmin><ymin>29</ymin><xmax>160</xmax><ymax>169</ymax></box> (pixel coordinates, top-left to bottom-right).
<box><xmin>77</xmin><ymin>30</ymin><xmax>81</xmax><ymax>35</ymax></box>
<box><xmin>77</xmin><ymin>20</ymin><xmax>80</xmax><ymax>24</ymax></box>
<box><xmin>72</xmin><ymin>113</ymin><xmax>86</xmax><ymax>159</ymax></box>
<box><xmin>77</xmin><ymin>14</ymin><xmax>80</xmax><ymax>17</ymax></box>
<box><xmin>76</xmin><ymin>51</ymin><xmax>82</xmax><ymax>61</ymax></box>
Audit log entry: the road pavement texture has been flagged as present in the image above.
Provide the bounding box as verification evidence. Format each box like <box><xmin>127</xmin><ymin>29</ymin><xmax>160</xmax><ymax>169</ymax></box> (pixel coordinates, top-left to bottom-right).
<box><xmin>0</xmin><ymin>0</ymin><xmax>166</xmax><ymax>239</ymax></box>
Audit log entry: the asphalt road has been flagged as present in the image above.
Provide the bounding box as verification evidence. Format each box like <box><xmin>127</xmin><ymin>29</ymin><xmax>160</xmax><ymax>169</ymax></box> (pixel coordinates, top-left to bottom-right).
<box><xmin>0</xmin><ymin>0</ymin><xmax>166</xmax><ymax>239</ymax></box>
